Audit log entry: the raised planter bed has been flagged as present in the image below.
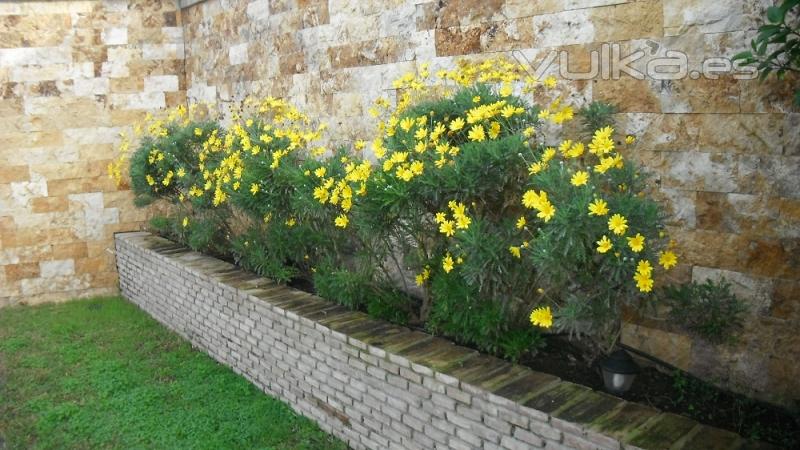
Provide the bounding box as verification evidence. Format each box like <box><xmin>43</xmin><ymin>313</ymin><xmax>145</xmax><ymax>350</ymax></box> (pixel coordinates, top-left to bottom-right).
<box><xmin>115</xmin><ymin>232</ymin><xmax>775</xmax><ymax>450</ymax></box>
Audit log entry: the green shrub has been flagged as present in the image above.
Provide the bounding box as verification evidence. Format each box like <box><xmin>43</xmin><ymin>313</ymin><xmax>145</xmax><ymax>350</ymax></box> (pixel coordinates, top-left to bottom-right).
<box><xmin>114</xmin><ymin>59</ymin><xmax>686</xmax><ymax>362</ymax></box>
<box><xmin>662</xmin><ymin>278</ymin><xmax>748</xmax><ymax>344</ymax></box>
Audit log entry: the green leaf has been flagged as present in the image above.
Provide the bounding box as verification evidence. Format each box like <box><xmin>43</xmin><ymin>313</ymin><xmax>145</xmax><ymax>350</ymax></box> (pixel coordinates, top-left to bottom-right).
<box><xmin>766</xmin><ymin>6</ymin><xmax>785</xmax><ymax>23</ymax></box>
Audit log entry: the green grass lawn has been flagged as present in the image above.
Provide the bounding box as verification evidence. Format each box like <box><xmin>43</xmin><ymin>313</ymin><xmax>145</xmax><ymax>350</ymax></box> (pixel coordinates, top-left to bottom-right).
<box><xmin>0</xmin><ymin>296</ymin><xmax>347</xmax><ymax>450</ymax></box>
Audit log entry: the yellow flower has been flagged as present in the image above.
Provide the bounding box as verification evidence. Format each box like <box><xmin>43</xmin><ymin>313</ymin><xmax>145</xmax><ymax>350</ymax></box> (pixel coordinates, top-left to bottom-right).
<box><xmin>528</xmin><ymin>162</ymin><xmax>545</xmax><ymax>175</ymax></box>
<box><xmin>194</xmin><ymin>128</ymin><xmax>202</xmax><ymax>136</ymax></box>
<box><xmin>455</xmin><ymin>214</ymin><xmax>471</xmax><ymax>230</ymax></box>
<box><xmin>634</xmin><ymin>271</ymin><xmax>654</xmax><ymax>293</ymax></box>
<box><xmin>627</xmin><ymin>233</ymin><xmax>645</xmax><ymax>252</ymax></box>
<box><xmin>523</xmin><ymin>126</ymin><xmax>535</xmax><ymax>138</ymax></box>
<box><xmin>250</xmin><ymin>183</ymin><xmax>260</xmax><ymax>195</ymax></box>
<box><xmin>501</xmin><ymin>105</ymin><xmax>516</xmax><ymax>118</ymax></box>
<box><xmin>314</xmin><ymin>167</ymin><xmax>326</xmax><ymax>178</ymax></box>
<box><xmin>543</xmin><ymin>76</ymin><xmax>557</xmax><ymax>88</ymax></box>
<box><xmin>566</xmin><ymin>142</ymin><xmax>584</xmax><ymax>158</ymax></box>
<box><xmin>472</xmin><ymin>95</ymin><xmax>481</xmax><ymax>103</ymax></box>
<box><xmin>522</xmin><ymin>190</ymin><xmax>541</xmax><ymax>209</ymax></box>
<box><xmin>442</xmin><ymin>254</ymin><xmax>454</xmax><ymax>273</ymax></box>
<box><xmin>588</xmin><ymin>198</ymin><xmax>609</xmax><ymax>216</ymax></box>
<box><xmin>570</xmin><ymin>171</ymin><xmax>589</xmax><ymax>187</ymax></box>
<box><xmin>435</xmin><ymin>212</ymin><xmax>446</xmax><ymax>223</ymax></box>
<box><xmin>658</xmin><ymin>250</ymin><xmax>678</xmax><ymax>269</ymax></box>
<box><xmin>182</xmin><ymin>217</ymin><xmax>189</xmax><ymax>228</ymax></box>
<box><xmin>509</xmin><ymin>246</ymin><xmax>521</xmax><ymax>258</ymax></box>
<box><xmin>439</xmin><ymin>220</ymin><xmax>456</xmax><ymax>237</ymax></box>
<box><xmin>468</xmin><ymin>124</ymin><xmax>485</xmax><ymax>142</ymax></box>
<box><xmin>177</xmin><ymin>167</ymin><xmax>186</xmax><ymax>178</ymax></box>
<box><xmin>625</xmin><ymin>135</ymin><xmax>636</xmax><ymax>144</ymax></box>
<box><xmin>529</xmin><ymin>306</ymin><xmax>553</xmax><ymax>328</ymax></box>
<box><xmin>488</xmin><ymin>121</ymin><xmax>501</xmax><ymax>139</ymax></box>
<box><xmin>146</xmin><ymin>174</ymin><xmax>155</xmax><ymax>186</ymax></box>
<box><xmin>499</xmin><ymin>84</ymin><xmax>513</xmax><ymax>97</ymax></box>
<box><xmin>354</xmin><ymin>139</ymin><xmax>366</xmax><ymax>151</ymax></box>
<box><xmin>537</xmin><ymin>202</ymin><xmax>556</xmax><ymax>222</ymax></box>
<box><xmin>334</xmin><ymin>214</ymin><xmax>349</xmax><ymax>228</ymax></box>
<box><xmin>596</xmin><ymin>235</ymin><xmax>613</xmax><ymax>253</ymax></box>
<box><xmin>313</xmin><ymin>186</ymin><xmax>330</xmax><ymax>204</ymax></box>
<box><xmin>558</xmin><ymin>140</ymin><xmax>572</xmax><ymax>156</ymax></box>
<box><xmin>285</xmin><ymin>217</ymin><xmax>296</xmax><ymax>227</ymax></box>
<box><xmin>608</xmin><ymin>214</ymin><xmax>628</xmax><ymax>235</ymax></box>
<box><xmin>449</xmin><ymin>117</ymin><xmax>465</xmax><ymax>131</ymax></box>
<box><xmin>636</xmin><ymin>260</ymin><xmax>653</xmax><ymax>277</ymax></box>
<box><xmin>516</xmin><ymin>216</ymin><xmax>526</xmax><ymax>229</ymax></box>
<box><xmin>400</xmin><ymin>117</ymin><xmax>415</xmax><ymax>132</ymax></box>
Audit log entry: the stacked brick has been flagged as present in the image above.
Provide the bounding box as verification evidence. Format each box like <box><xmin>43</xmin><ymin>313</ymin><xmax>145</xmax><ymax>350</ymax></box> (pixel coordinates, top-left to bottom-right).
<box><xmin>115</xmin><ymin>232</ymin><xmax>773</xmax><ymax>450</ymax></box>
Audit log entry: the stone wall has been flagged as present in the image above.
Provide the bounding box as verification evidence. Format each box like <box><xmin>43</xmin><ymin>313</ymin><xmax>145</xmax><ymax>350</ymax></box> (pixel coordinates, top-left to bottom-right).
<box><xmin>116</xmin><ymin>231</ymin><xmax>773</xmax><ymax>450</ymax></box>
<box><xmin>178</xmin><ymin>0</ymin><xmax>800</xmax><ymax>408</ymax></box>
<box><xmin>0</xmin><ymin>0</ymin><xmax>183</xmax><ymax>307</ymax></box>
<box><xmin>2</xmin><ymin>0</ymin><xmax>798</xmax><ymax>409</ymax></box>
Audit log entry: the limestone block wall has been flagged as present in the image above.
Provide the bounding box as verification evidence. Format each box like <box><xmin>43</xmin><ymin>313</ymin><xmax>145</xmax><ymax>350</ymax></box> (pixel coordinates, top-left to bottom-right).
<box><xmin>178</xmin><ymin>0</ymin><xmax>800</xmax><ymax>407</ymax></box>
<box><xmin>116</xmin><ymin>231</ymin><xmax>773</xmax><ymax>450</ymax></box>
<box><xmin>2</xmin><ymin>0</ymin><xmax>798</xmax><ymax>409</ymax></box>
<box><xmin>0</xmin><ymin>0</ymin><xmax>184</xmax><ymax>307</ymax></box>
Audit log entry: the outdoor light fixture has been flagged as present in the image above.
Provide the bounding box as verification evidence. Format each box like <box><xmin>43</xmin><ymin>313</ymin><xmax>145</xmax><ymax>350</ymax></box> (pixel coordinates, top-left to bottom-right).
<box><xmin>600</xmin><ymin>349</ymin><xmax>640</xmax><ymax>395</ymax></box>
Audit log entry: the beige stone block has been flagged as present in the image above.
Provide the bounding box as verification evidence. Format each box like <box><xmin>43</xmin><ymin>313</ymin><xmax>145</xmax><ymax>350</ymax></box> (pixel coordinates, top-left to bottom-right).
<box><xmin>0</xmin><ymin>1</ymin><xmax>93</xmax><ymax>15</ymax></box>
<box><xmin>40</xmin><ymin>259</ymin><xmax>75</xmax><ymax>278</ymax></box>
<box><xmin>0</xmin><ymin>13</ymin><xmax>71</xmax><ymax>48</ymax></box>
<box><xmin>63</xmin><ymin>127</ymin><xmax>120</xmax><ymax>146</ymax></box>
<box><xmin>1</xmin><ymin>227</ymin><xmax>77</xmax><ymax>248</ymax></box>
<box><xmin>142</xmin><ymin>43</ymin><xmax>184</xmax><ymax>60</ymax></box>
<box><xmin>595</xmin><ymin>78</ymin><xmax>661</xmax><ymax>113</ymax></box>
<box><xmin>101</xmin><ymin>27</ymin><xmax>128</xmax><ymax>45</ymax></box>
<box><xmin>144</xmin><ymin>74</ymin><xmax>179</xmax><ymax>92</ymax></box>
<box><xmin>10</xmin><ymin>63</ymin><xmax>94</xmax><ymax>83</ymax></box>
<box><xmin>660</xmin><ymin>76</ymin><xmax>741</xmax><ymax>114</ymax></box>
<box><xmin>590</xmin><ymin>0</ymin><xmax>663</xmax><ymax>42</ymax></box>
<box><xmin>622</xmin><ymin>323</ymin><xmax>692</xmax><ymax>370</ymax></box>
<box><xmin>78</xmin><ymin>144</ymin><xmax>116</xmax><ymax>162</ymax></box>
<box><xmin>31</xmin><ymin>196</ymin><xmax>68</xmax><ymax>213</ymax></box>
<box><xmin>75</xmin><ymin>254</ymin><xmax>114</xmax><ymax>275</ymax></box>
<box><xmin>110</xmin><ymin>91</ymin><xmax>165</xmax><ymax>110</ymax></box>
<box><xmin>229</xmin><ymin>42</ymin><xmax>249</xmax><ymax>66</ymax></box>
<box><xmin>46</xmin><ymin>176</ymin><xmax>116</xmax><ymax>197</ymax></box>
<box><xmin>0</xmin><ymin>164</ymin><xmax>30</xmax><ymax>183</ymax></box>
<box><xmin>663</xmin><ymin>0</ymin><xmax>764</xmax><ymax>36</ymax></box>
<box><xmin>4</xmin><ymin>262</ymin><xmax>39</xmax><ymax>281</ymax></box>
<box><xmin>50</xmin><ymin>241</ymin><xmax>89</xmax><ymax>260</ymax></box>
<box><xmin>0</xmin><ymin>46</ymin><xmax>71</xmax><ymax>67</ymax></box>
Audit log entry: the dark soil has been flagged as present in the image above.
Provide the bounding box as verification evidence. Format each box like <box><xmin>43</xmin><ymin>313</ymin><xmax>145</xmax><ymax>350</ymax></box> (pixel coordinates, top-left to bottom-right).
<box><xmin>522</xmin><ymin>336</ymin><xmax>799</xmax><ymax>448</ymax></box>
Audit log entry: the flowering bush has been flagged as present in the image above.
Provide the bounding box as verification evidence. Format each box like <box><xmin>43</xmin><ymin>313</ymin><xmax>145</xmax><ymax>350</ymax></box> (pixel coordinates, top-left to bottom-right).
<box><xmin>113</xmin><ymin>58</ymin><xmax>680</xmax><ymax>360</ymax></box>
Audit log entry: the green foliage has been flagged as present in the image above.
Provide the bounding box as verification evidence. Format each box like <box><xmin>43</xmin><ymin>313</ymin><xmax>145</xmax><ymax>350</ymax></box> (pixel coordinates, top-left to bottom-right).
<box><xmin>662</xmin><ymin>278</ymin><xmax>748</xmax><ymax>344</ymax></box>
<box><xmin>733</xmin><ymin>0</ymin><xmax>800</xmax><ymax>104</ymax></box>
<box><xmin>231</xmin><ymin>230</ymin><xmax>299</xmax><ymax>284</ymax></box>
<box><xmin>313</xmin><ymin>266</ymin><xmax>412</xmax><ymax>325</ymax></box>
<box><xmin>426</xmin><ymin>273</ymin><xmax>543</xmax><ymax>361</ymax></box>
<box><xmin>120</xmin><ymin>59</ymin><xmax>682</xmax><ymax>363</ymax></box>
<box><xmin>0</xmin><ymin>297</ymin><xmax>346</xmax><ymax>450</ymax></box>
<box><xmin>578</xmin><ymin>101</ymin><xmax>617</xmax><ymax>134</ymax></box>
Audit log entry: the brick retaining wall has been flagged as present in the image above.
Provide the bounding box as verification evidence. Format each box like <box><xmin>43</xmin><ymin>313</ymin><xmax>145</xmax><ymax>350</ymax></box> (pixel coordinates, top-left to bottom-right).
<box><xmin>115</xmin><ymin>232</ymin><xmax>771</xmax><ymax>450</ymax></box>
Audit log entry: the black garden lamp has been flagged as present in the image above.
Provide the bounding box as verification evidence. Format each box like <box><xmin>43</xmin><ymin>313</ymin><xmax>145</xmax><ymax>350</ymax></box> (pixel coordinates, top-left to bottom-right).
<box><xmin>600</xmin><ymin>349</ymin><xmax>640</xmax><ymax>395</ymax></box>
